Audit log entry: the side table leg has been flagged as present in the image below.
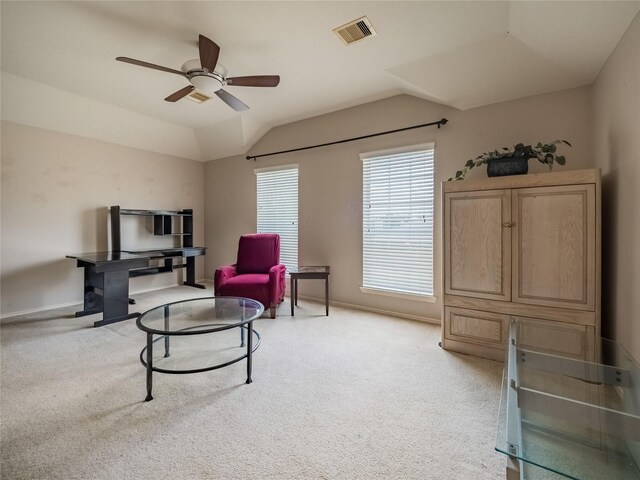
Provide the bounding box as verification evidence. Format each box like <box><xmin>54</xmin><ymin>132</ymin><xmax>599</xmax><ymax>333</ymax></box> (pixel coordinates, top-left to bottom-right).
<box><xmin>246</xmin><ymin>321</ymin><xmax>253</xmax><ymax>384</ymax></box>
<box><xmin>145</xmin><ymin>333</ymin><xmax>154</xmax><ymax>401</ymax></box>
<box><xmin>295</xmin><ymin>278</ymin><xmax>298</xmax><ymax>306</ymax></box>
<box><xmin>290</xmin><ymin>276</ymin><xmax>295</xmax><ymax>316</ymax></box>
<box><xmin>325</xmin><ymin>276</ymin><xmax>329</xmax><ymax>316</ymax></box>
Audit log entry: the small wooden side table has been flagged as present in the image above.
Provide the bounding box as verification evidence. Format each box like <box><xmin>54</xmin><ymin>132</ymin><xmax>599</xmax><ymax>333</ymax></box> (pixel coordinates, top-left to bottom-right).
<box><xmin>289</xmin><ymin>266</ymin><xmax>330</xmax><ymax>316</ymax></box>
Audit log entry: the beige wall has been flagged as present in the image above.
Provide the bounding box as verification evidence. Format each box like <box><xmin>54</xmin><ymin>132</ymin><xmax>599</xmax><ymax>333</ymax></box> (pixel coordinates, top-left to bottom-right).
<box><xmin>593</xmin><ymin>12</ymin><xmax>640</xmax><ymax>359</ymax></box>
<box><xmin>204</xmin><ymin>89</ymin><xmax>593</xmax><ymax>321</ymax></box>
<box><xmin>1</xmin><ymin>121</ymin><xmax>206</xmax><ymax>316</ymax></box>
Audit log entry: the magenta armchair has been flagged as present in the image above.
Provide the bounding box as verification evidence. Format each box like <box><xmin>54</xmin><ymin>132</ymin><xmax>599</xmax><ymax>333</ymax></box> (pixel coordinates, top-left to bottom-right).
<box><xmin>214</xmin><ymin>234</ymin><xmax>286</xmax><ymax>318</ymax></box>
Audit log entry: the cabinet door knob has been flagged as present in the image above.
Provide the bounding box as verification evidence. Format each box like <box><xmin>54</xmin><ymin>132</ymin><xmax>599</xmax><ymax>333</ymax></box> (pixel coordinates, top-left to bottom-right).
<box><xmin>502</xmin><ymin>222</ymin><xmax>515</xmax><ymax>228</ymax></box>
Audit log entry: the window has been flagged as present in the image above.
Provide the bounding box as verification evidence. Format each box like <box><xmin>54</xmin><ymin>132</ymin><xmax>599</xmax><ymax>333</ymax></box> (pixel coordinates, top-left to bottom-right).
<box><xmin>361</xmin><ymin>144</ymin><xmax>434</xmax><ymax>297</ymax></box>
<box><xmin>255</xmin><ymin>165</ymin><xmax>298</xmax><ymax>272</ymax></box>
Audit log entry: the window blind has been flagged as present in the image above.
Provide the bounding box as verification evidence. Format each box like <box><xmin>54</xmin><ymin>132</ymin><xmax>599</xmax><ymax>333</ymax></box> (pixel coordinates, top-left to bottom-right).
<box><xmin>256</xmin><ymin>166</ymin><xmax>298</xmax><ymax>272</ymax></box>
<box><xmin>362</xmin><ymin>144</ymin><xmax>434</xmax><ymax>296</ymax></box>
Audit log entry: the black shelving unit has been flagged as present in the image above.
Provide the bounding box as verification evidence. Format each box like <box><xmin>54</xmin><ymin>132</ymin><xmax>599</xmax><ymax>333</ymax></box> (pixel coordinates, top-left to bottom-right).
<box><xmin>110</xmin><ymin>205</ymin><xmax>206</xmax><ymax>289</ymax></box>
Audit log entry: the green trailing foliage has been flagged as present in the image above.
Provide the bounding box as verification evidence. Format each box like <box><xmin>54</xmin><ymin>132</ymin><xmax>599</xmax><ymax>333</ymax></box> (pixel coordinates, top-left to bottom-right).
<box><xmin>449</xmin><ymin>140</ymin><xmax>571</xmax><ymax>181</ymax></box>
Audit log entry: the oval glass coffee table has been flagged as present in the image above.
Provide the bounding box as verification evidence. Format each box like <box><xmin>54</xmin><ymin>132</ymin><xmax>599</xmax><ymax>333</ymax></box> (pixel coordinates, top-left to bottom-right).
<box><xmin>136</xmin><ymin>296</ymin><xmax>263</xmax><ymax>401</ymax></box>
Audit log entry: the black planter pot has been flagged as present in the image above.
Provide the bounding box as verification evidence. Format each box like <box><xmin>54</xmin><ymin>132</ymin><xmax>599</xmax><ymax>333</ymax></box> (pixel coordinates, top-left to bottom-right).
<box><xmin>486</xmin><ymin>157</ymin><xmax>529</xmax><ymax>177</ymax></box>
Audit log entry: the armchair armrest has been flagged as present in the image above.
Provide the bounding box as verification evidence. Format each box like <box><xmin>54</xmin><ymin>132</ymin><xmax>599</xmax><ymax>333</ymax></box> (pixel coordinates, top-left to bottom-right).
<box><xmin>214</xmin><ymin>264</ymin><xmax>237</xmax><ymax>295</ymax></box>
<box><xmin>269</xmin><ymin>264</ymin><xmax>287</xmax><ymax>305</ymax></box>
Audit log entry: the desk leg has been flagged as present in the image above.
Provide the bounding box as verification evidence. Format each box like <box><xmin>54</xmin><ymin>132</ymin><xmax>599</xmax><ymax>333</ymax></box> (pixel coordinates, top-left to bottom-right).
<box><xmin>246</xmin><ymin>321</ymin><xmax>253</xmax><ymax>384</ymax></box>
<box><xmin>75</xmin><ymin>266</ymin><xmax>103</xmax><ymax>317</ymax></box>
<box><xmin>325</xmin><ymin>276</ymin><xmax>329</xmax><ymax>316</ymax></box>
<box><xmin>295</xmin><ymin>278</ymin><xmax>298</xmax><ymax>306</ymax></box>
<box><xmin>145</xmin><ymin>333</ymin><xmax>154</xmax><ymax>401</ymax></box>
<box><xmin>94</xmin><ymin>270</ymin><xmax>140</xmax><ymax>327</ymax></box>
<box><xmin>183</xmin><ymin>257</ymin><xmax>206</xmax><ymax>289</ymax></box>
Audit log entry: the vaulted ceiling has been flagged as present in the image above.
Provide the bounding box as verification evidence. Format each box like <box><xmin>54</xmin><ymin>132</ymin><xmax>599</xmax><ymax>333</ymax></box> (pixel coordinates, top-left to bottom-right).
<box><xmin>1</xmin><ymin>1</ymin><xmax>638</xmax><ymax>161</ymax></box>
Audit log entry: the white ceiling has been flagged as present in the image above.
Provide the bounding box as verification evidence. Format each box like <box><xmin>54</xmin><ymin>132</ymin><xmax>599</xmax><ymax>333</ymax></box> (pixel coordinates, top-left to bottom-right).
<box><xmin>1</xmin><ymin>1</ymin><xmax>638</xmax><ymax>161</ymax></box>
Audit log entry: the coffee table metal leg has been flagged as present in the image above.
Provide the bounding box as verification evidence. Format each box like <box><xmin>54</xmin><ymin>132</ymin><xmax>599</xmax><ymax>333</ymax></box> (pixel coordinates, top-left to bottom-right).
<box><xmin>145</xmin><ymin>332</ymin><xmax>154</xmax><ymax>401</ymax></box>
<box><xmin>163</xmin><ymin>305</ymin><xmax>170</xmax><ymax>357</ymax></box>
<box><xmin>246</xmin><ymin>321</ymin><xmax>253</xmax><ymax>384</ymax></box>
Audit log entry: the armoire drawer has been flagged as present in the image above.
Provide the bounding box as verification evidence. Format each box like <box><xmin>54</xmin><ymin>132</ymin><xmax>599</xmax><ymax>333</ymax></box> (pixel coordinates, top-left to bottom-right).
<box><xmin>514</xmin><ymin>316</ymin><xmax>595</xmax><ymax>362</ymax></box>
<box><xmin>444</xmin><ymin>307</ymin><xmax>509</xmax><ymax>345</ymax></box>
<box><xmin>442</xmin><ymin>307</ymin><xmax>510</xmax><ymax>361</ymax></box>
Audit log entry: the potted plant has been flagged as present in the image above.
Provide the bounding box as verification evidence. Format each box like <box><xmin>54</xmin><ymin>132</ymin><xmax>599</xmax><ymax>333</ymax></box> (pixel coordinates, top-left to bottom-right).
<box><xmin>449</xmin><ymin>140</ymin><xmax>571</xmax><ymax>181</ymax></box>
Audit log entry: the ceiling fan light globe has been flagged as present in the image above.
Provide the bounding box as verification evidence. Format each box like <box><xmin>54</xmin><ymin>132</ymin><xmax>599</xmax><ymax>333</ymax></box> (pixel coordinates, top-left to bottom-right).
<box><xmin>190</xmin><ymin>74</ymin><xmax>223</xmax><ymax>94</ymax></box>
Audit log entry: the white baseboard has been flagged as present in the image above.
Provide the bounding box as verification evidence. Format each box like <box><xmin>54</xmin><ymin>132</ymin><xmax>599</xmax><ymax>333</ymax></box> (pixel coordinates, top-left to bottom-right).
<box><xmin>0</xmin><ymin>300</ymin><xmax>83</xmax><ymax>320</ymax></box>
<box><xmin>295</xmin><ymin>294</ymin><xmax>440</xmax><ymax>325</ymax></box>
<box><xmin>0</xmin><ymin>279</ymin><xmax>211</xmax><ymax>320</ymax></box>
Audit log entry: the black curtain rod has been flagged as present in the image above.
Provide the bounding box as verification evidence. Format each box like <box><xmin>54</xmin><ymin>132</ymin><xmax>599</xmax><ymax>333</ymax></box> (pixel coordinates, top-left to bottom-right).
<box><xmin>246</xmin><ymin>118</ymin><xmax>448</xmax><ymax>161</ymax></box>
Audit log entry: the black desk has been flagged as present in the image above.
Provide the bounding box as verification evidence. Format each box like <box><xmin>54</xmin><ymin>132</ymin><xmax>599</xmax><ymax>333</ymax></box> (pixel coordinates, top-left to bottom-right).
<box><xmin>67</xmin><ymin>252</ymin><xmax>149</xmax><ymax>327</ymax></box>
<box><xmin>67</xmin><ymin>247</ymin><xmax>206</xmax><ymax>327</ymax></box>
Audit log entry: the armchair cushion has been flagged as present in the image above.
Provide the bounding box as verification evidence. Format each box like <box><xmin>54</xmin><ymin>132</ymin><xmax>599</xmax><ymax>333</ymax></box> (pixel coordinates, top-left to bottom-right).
<box><xmin>218</xmin><ymin>274</ymin><xmax>270</xmax><ymax>306</ymax></box>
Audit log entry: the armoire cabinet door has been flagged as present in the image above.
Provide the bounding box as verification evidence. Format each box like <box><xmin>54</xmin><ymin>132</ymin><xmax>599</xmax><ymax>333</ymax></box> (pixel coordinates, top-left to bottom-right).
<box><xmin>512</xmin><ymin>184</ymin><xmax>596</xmax><ymax>311</ymax></box>
<box><xmin>445</xmin><ymin>189</ymin><xmax>511</xmax><ymax>301</ymax></box>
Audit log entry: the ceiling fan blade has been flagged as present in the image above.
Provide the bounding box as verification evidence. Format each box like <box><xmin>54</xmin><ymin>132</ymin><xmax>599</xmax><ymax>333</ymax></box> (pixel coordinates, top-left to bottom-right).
<box><xmin>215</xmin><ymin>89</ymin><xmax>249</xmax><ymax>111</ymax></box>
<box><xmin>116</xmin><ymin>57</ymin><xmax>186</xmax><ymax>77</ymax></box>
<box><xmin>164</xmin><ymin>85</ymin><xmax>195</xmax><ymax>102</ymax></box>
<box><xmin>226</xmin><ymin>75</ymin><xmax>280</xmax><ymax>87</ymax></box>
<box><xmin>199</xmin><ymin>34</ymin><xmax>220</xmax><ymax>72</ymax></box>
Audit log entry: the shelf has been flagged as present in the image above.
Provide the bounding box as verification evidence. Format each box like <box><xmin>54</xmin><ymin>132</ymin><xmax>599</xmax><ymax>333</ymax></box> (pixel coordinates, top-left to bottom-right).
<box><xmin>152</xmin><ymin>232</ymin><xmax>192</xmax><ymax>237</ymax></box>
<box><xmin>121</xmin><ymin>247</ymin><xmax>206</xmax><ymax>258</ymax></box>
<box><xmin>110</xmin><ymin>205</ymin><xmax>204</xmax><ymax>286</ymax></box>
<box><xmin>129</xmin><ymin>263</ymin><xmax>188</xmax><ymax>277</ymax></box>
<box><xmin>116</xmin><ymin>208</ymin><xmax>192</xmax><ymax>217</ymax></box>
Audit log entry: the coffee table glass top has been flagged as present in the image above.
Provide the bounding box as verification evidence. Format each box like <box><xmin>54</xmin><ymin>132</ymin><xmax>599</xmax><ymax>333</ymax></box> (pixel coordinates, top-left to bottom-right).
<box><xmin>136</xmin><ymin>296</ymin><xmax>264</xmax><ymax>335</ymax></box>
<box><xmin>496</xmin><ymin>321</ymin><xmax>640</xmax><ymax>479</ymax></box>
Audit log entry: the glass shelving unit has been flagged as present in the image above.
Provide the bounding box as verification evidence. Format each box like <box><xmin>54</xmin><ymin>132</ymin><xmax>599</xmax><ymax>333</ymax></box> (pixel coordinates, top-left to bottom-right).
<box><xmin>496</xmin><ymin>318</ymin><xmax>640</xmax><ymax>479</ymax></box>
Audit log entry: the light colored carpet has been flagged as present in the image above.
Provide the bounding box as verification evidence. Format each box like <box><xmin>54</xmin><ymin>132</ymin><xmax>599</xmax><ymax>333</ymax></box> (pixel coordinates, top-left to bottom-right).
<box><xmin>1</xmin><ymin>284</ymin><xmax>505</xmax><ymax>479</ymax></box>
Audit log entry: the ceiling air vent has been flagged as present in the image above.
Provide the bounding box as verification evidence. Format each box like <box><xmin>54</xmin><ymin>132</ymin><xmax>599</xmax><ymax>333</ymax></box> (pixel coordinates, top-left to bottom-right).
<box><xmin>333</xmin><ymin>16</ymin><xmax>376</xmax><ymax>45</ymax></box>
<box><xmin>186</xmin><ymin>91</ymin><xmax>212</xmax><ymax>103</ymax></box>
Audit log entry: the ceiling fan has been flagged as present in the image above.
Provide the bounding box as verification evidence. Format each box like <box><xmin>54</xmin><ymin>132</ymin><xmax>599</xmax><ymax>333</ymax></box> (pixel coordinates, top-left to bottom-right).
<box><xmin>116</xmin><ymin>34</ymin><xmax>280</xmax><ymax>111</ymax></box>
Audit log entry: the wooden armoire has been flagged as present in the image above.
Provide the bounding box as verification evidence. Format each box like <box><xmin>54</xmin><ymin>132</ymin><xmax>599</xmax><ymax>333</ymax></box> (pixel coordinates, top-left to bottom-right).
<box><xmin>441</xmin><ymin>169</ymin><xmax>601</xmax><ymax>361</ymax></box>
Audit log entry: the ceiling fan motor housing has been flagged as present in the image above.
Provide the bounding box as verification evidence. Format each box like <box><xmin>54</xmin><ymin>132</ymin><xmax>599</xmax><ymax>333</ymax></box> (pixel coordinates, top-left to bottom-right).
<box><xmin>182</xmin><ymin>59</ymin><xmax>227</xmax><ymax>94</ymax></box>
